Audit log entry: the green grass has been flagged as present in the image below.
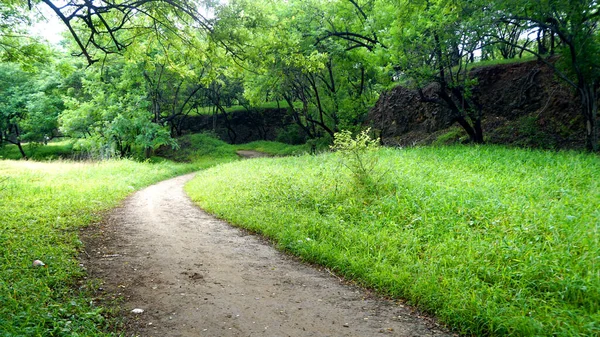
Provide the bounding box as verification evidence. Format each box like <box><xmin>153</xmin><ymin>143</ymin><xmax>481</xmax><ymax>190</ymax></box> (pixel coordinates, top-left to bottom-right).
<box><xmin>185</xmin><ymin>145</ymin><xmax>600</xmax><ymax>336</ymax></box>
<box><xmin>467</xmin><ymin>55</ymin><xmax>537</xmax><ymax>71</ymax></box>
<box><xmin>156</xmin><ymin>133</ymin><xmax>312</xmax><ymax>158</ymax></box>
<box><xmin>0</xmin><ymin>160</ymin><xmax>197</xmax><ymax>336</ymax></box>
<box><xmin>0</xmin><ymin>134</ymin><xmax>242</xmax><ymax>336</ymax></box>
<box><xmin>155</xmin><ymin>133</ymin><xmax>240</xmax><ymax>165</ymax></box>
<box><xmin>236</xmin><ymin>140</ymin><xmax>311</xmax><ymax>156</ymax></box>
<box><xmin>0</xmin><ymin>141</ymin><xmax>76</xmax><ymax>161</ymax></box>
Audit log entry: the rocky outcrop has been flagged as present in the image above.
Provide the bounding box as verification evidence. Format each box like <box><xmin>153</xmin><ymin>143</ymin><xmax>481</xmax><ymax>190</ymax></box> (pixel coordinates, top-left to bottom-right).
<box><xmin>369</xmin><ymin>60</ymin><xmax>587</xmax><ymax>149</ymax></box>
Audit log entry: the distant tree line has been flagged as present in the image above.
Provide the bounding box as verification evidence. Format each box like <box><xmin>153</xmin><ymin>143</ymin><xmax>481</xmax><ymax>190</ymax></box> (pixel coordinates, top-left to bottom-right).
<box><xmin>0</xmin><ymin>0</ymin><xmax>598</xmax><ymax>157</ymax></box>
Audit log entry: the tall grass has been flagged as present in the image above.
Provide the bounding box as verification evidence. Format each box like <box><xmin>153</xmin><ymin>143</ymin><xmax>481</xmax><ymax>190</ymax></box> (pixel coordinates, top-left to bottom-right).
<box><xmin>186</xmin><ymin>145</ymin><xmax>600</xmax><ymax>336</ymax></box>
<box><xmin>0</xmin><ymin>141</ymin><xmax>75</xmax><ymax>161</ymax></box>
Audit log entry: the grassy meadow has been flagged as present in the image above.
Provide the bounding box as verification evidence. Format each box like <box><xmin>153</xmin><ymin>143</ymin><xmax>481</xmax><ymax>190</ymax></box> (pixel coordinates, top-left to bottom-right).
<box><xmin>2</xmin><ymin>134</ymin><xmax>598</xmax><ymax>336</ymax></box>
<box><xmin>237</xmin><ymin>140</ymin><xmax>312</xmax><ymax>156</ymax></box>
<box><xmin>186</xmin><ymin>145</ymin><xmax>600</xmax><ymax>336</ymax></box>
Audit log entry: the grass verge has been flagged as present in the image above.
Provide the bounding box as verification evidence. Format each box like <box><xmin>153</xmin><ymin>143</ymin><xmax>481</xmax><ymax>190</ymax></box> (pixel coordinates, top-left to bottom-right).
<box><xmin>185</xmin><ymin>145</ymin><xmax>600</xmax><ymax>336</ymax></box>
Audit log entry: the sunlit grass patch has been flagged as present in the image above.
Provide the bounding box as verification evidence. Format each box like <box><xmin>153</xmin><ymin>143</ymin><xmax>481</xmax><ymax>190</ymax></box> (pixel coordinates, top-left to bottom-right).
<box><xmin>0</xmin><ymin>141</ymin><xmax>75</xmax><ymax>160</ymax></box>
<box><xmin>186</xmin><ymin>145</ymin><xmax>600</xmax><ymax>336</ymax></box>
<box><xmin>236</xmin><ymin>140</ymin><xmax>310</xmax><ymax>156</ymax></box>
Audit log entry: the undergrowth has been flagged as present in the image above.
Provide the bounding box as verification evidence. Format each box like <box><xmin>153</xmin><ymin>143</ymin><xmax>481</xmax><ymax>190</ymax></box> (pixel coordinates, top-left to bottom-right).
<box><xmin>186</xmin><ymin>145</ymin><xmax>600</xmax><ymax>336</ymax></box>
<box><xmin>0</xmin><ymin>141</ymin><xmax>75</xmax><ymax>161</ymax></box>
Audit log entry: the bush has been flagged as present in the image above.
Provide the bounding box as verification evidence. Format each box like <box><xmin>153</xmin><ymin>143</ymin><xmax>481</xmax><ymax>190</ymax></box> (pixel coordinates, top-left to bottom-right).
<box><xmin>331</xmin><ymin>128</ymin><xmax>382</xmax><ymax>190</ymax></box>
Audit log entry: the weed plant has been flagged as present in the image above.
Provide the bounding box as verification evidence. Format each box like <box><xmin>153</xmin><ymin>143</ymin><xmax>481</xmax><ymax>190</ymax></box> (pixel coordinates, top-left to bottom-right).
<box><xmin>186</xmin><ymin>145</ymin><xmax>600</xmax><ymax>336</ymax></box>
<box><xmin>331</xmin><ymin>129</ymin><xmax>382</xmax><ymax>191</ymax></box>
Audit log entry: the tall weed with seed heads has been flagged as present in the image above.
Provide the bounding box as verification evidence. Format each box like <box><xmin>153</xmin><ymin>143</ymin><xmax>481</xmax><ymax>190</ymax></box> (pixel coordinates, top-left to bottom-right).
<box><xmin>331</xmin><ymin>128</ymin><xmax>383</xmax><ymax>192</ymax></box>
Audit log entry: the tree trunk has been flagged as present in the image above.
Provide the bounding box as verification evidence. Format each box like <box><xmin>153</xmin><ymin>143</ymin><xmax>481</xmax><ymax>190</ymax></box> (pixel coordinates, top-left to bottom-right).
<box><xmin>284</xmin><ymin>95</ymin><xmax>314</xmax><ymax>138</ymax></box>
<box><xmin>212</xmin><ymin>106</ymin><xmax>217</xmax><ymax>132</ymax></box>
<box><xmin>438</xmin><ymin>88</ymin><xmax>483</xmax><ymax>144</ymax></box>
<box><xmin>580</xmin><ymin>85</ymin><xmax>599</xmax><ymax>151</ymax></box>
<box><xmin>307</xmin><ymin>75</ymin><xmax>335</xmax><ymax>138</ymax></box>
<box><xmin>473</xmin><ymin>116</ymin><xmax>484</xmax><ymax>144</ymax></box>
<box><xmin>9</xmin><ymin>124</ymin><xmax>28</xmax><ymax>159</ymax></box>
<box><xmin>16</xmin><ymin>141</ymin><xmax>27</xmax><ymax>159</ymax></box>
<box><xmin>454</xmin><ymin>116</ymin><xmax>478</xmax><ymax>143</ymax></box>
<box><xmin>216</xmin><ymin>103</ymin><xmax>236</xmax><ymax>143</ymax></box>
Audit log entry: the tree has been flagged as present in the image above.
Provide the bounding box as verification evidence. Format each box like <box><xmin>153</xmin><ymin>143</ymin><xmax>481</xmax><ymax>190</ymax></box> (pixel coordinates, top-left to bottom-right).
<box><xmin>0</xmin><ymin>61</ymin><xmax>63</xmax><ymax>158</ymax></box>
<box><xmin>26</xmin><ymin>0</ymin><xmax>213</xmax><ymax>65</ymax></box>
<box><xmin>0</xmin><ymin>63</ymin><xmax>32</xmax><ymax>158</ymax></box>
<box><xmin>368</xmin><ymin>0</ymin><xmax>486</xmax><ymax>143</ymax></box>
<box><xmin>0</xmin><ymin>3</ymin><xmax>48</xmax><ymax>65</ymax></box>
<box><xmin>218</xmin><ymin>0</ymin><xmax>383</xmax><ymax>140</ymax></box>
<box><xmin>488</xmin><ymin>0</ymin><xmax>600</xmax><ymax>151</ymax></box>
<box><xmin>59</xmin><ymin>57</ymin><xmax>175</xmax><ymax>158</ymax></box>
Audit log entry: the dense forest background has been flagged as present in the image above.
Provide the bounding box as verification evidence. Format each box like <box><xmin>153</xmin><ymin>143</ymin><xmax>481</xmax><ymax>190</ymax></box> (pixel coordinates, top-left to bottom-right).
<box><xmin>1</xmin><ymin>0</ymin><xmax>599</xmax><ymax>158</ymax></box>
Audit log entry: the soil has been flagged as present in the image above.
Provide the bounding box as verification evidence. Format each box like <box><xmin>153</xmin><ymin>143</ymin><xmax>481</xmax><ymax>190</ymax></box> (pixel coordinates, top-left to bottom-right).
<box><xmin>81</xmin><ymin>172</ymin><xmax>452</xmax><ymax>337</ymax></box>
<box><xmin>368</xmin><ymin>59</ymin><xmax>588</xmax><ymax>150</ymax></box>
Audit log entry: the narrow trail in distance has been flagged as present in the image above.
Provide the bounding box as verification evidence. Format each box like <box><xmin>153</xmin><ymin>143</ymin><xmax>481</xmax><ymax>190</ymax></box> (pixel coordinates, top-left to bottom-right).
<box><xmin>82</xmin><ymin>171</ymin><xmax>451</xmax><ymax>337</ymax></box>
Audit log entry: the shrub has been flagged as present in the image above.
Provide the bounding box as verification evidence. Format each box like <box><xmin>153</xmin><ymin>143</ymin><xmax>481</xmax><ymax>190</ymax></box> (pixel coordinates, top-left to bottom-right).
<box><xmin>331</xmin><ymin>128</ymin><xmax>382</xmax><ymax>190</ymax></box>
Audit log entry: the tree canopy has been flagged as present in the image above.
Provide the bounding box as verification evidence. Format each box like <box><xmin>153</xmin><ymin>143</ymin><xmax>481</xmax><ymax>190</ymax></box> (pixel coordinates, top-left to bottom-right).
<box><xmin>0</xmin><ymin>0</ymin><xmax>598</xmax><ymax>154</ymax></box>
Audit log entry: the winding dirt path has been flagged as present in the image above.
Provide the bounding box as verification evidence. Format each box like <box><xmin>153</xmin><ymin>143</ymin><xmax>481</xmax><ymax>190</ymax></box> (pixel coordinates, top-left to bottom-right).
<box><xmin>82</xmin><ymin>173</ymin><xmax>451</xmax><ymax>337</ymax></box>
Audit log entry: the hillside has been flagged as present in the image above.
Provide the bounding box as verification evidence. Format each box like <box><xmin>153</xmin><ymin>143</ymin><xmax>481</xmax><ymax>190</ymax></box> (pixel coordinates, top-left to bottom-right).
<box><xmin>368</xmin><ymin>60</ymin><xmax>587</xmax><ymax>150</ymax></box>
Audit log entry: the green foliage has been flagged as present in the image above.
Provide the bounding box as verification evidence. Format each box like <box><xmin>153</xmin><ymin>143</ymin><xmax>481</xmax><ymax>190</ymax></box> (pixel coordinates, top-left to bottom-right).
<box><xmin>275</xmin><ymin>123</ymin><xmax>308</xmax><ymax>145</ymax></box>
<box><xmin>0</xmin><ymin>141</ymin><xmax>75</xmax><ymax>160</ymax></box>
<box><xmin>466</xmin><ymin>56</ymin><xmax>537</xmax><ymax>71</ymax></box>
<box><xmin>331</xmin><ymin>128</ymin><xmax>382</xmax><ymax>189</ymax></box>
<box><xmin>0</xmin><ymin>61</ymin><xmax>65</xmax><ymax>158</ymax></box>
<box><xmin>0</xmin><ymin>3</ymin><xmax>48</xmax><ymax>65</ymax></box>
<box><xmin>0</xmin><ymin>159</ymin><xmax>197</xmax><ymax>336</ymax></box>
<box><xmin>187</xmin><ymin>145</ymin><xmax>600</xmax><ymax>336</ymax></box>
<box><xmin>215</xmin><ymin>0</ymin><xmax>385</xmax><ymax>139</ymax></box>
<box><xmin>59</xmin><ymin>58</ymin><xmax>177</xmax><ymax>157</ymax></box>
<box><xmin>433</xmin><ymin>127</ymin><xmax>466</xmax><ymax>146</ymax></box>
<box><xmin>155</xmin><ymin>133</ymin><xmax>239</xmax><ymax>167</ymax></box>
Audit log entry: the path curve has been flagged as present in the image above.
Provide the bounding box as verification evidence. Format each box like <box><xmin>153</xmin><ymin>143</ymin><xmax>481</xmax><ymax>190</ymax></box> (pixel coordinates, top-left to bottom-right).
<box><xmin>82</xmin><ymin>174</ymin><xmax>451</xmax><ymax>337</ymax></box>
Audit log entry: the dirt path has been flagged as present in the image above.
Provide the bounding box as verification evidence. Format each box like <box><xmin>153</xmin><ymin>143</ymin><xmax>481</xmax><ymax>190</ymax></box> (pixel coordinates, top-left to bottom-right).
<box><xmin>82</xmin><ymin>174</ymin><xmax>451</xmax><ymax>337</ymax></box>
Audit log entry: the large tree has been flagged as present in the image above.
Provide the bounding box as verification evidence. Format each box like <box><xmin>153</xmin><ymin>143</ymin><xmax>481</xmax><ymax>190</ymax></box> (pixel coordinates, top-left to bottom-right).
<box><xmin>217</xmin><ymin>0</ymin><xmax>384</xmax><ymax>140</ymax></box>
<box><xmin>5</xmin><ymin>0</ymin><xmax>213</xmax><ymax>65</ymax></box>
<box><xmin>0</xmin><ymin>61</ymin><xmax>64</xmax><ymax>158</ymax></box>
<box><xmin>364</xmin><ymin>0</ymin><xmax>487</xmax><ymax>143</ymax></box>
